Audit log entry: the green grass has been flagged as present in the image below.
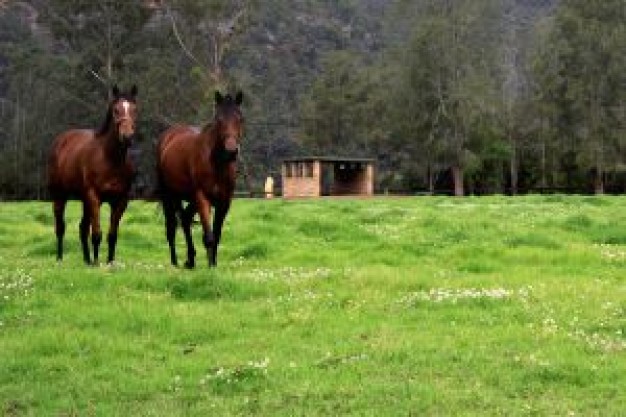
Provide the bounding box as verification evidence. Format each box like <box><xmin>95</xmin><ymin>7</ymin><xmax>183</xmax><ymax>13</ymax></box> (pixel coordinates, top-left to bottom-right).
<box><xmin>1</xmin><ymin>195</ymin><xmax>625</xmax><ymax>416</ymax></box>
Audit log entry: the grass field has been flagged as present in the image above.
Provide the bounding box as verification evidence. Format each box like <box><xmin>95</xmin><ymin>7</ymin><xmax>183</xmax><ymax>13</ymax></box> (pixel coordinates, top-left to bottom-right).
<box><xmin>0</xmin><ymin>195</ymin><xmax>625</xmax><ymax>416</ymax></box>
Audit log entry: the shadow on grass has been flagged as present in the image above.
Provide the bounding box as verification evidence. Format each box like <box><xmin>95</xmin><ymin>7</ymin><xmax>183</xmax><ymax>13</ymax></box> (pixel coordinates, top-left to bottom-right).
<box><xmin>235</xmin><ymin>242</ymin><xmax>269</xmax><ymax>260</ymax></box>
<box><xmin>591</xmin><ymin>228</ymin><xmax>626</xmax><ymax>245</ymax></box>
<box><xmin>504</xmin><ymin>233</ymin><xmax>562</xmax><ymax>249</ymax></box>
<box><xmin>32</xmin><ymin>211</ymin><xmax>54</xmax><ymax>226</ymax></box>
<box><xmin>169</xmin><ymin>272</ymin><xmax>265</xmax><ymax>302</ymax></box>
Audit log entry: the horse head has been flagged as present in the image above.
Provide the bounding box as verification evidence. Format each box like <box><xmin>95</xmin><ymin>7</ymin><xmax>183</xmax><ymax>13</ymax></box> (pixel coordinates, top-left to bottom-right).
<box><xmin>110</xmin><ymin>84</ymin><xmax>138</xmax><ymax>144</ymax></box>
<box><xmin>213</xmin><ymin>91</ymin><xmax>243</xmax><ymax>161</ymax></box>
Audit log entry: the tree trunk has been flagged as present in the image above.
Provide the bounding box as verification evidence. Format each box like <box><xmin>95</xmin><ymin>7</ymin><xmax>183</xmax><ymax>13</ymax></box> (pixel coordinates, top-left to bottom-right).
<box><xmin>509</xmin><ymin>138</ymin><xmax>518</xmax><ymax>195</ymax></box>
<box><xmin>106</xmin><ymin>8</ymin><xmax>113</xmax><ymax>86</ymax></box>
<box><xmin>594</xmin><ymin>165</ymin><xmax>604</xmax><ymax>195</ymax></box>
<box><xmin>452</xmin><ymin>165</ymin><xmax>464</xmax><ymax>196</ymax></box>
<box><xmin>427</xmin><ymin>163</ymin><xmax>435</xmax><ymax>195</ymax></box>
<box><xmin>539</xmin><ymin>127</ymin><xmax>547</xmax><ymax>191</ymax></box>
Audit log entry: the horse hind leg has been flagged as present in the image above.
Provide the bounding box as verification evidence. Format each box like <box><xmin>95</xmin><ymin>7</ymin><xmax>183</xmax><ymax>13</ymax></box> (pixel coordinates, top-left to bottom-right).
<box><xmin>211</xmin><ymin>201</ymin><xmax>230</xmax><ymax>267</ymax></box>
<box><xmin>80</xmin><ymin>191</ymin><xmax>102</xmax><ymax>266</ymax></box>
<box><xmin>107</xmin><ymin>198</ymin><xmax>128</xmax><ymax>264</ymax></box>
<box><xmin>195</xmin><ymin>193</ymin><xmax>216</xmax><ymax>267</ymax></box>
<box><xmin>53</xmin><ymin>199</ymin><xmax>67</xmax><ymax>261</ymax></box>
<box><xmin>92</xmin><ymin>231</ymin><xmax>102</xmax><ymax>265</ymax></box>
<box><xmin>203</xmin><ymin>229</ymin><xmax>216</xmax><ymax>267</ymax></box>
<box><xmin>86</xmin><ymin>192</ymin><xmax>102</xmax><ymax>265</ymax></box>
<box><xmin>181</xmin><ymin>202</ymin><xmax>197</xmax><ymax>269</ymax></box>
<box><xmin>163</xmin><ymin>199</ymin><xmax>180</xmax><ymax>266</ymax></box>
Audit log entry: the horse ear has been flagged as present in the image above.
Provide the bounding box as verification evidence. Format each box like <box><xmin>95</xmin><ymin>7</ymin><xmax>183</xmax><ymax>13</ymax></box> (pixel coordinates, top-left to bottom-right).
<box><xmin>215</xmin><ymin>91</ymin><xmax>224</xmax><ymax>105</ymax></box>
<box><xmin>130</xmin><ymin>84</ymin><xmax>138</xmax><ymax>98</ymax></box>
<box><xmin>112</xmin><ymin>84</ymin><xmax>120</xmax><ymax>98</ymax></box>
<box><xmin>235</xmin><ymin>91</ymin><xmax>243</xmax><ymax>106</ymax></box>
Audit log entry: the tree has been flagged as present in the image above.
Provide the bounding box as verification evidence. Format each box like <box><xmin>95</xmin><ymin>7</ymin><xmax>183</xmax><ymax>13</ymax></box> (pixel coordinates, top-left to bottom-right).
<box><xmin>0</xmin><ymin>2</ymin><xmax>73</xmax><ymax>198</ymax></box>
<box><xmin>299</xmin><ymin>51</ymin><xmax>383</xmax><ymax>153</ymax></box>
<box><xmin>1</xmin><ymin>0</ymin><xmax>623</xmax><ymax>199</ymax></box>
<box><xmin>532</xmin><ymin>0</ymin><xmax>626</xmax><ymax>194</ymax></box>
<box><xmin>39</xmin><ymin>0</ymin><xmax>152</xmax><ymax>94</ymax></box>
<box><xmin>391</xmin><ymin>0</ymin><xmax>503</xmax><ymax>195</ymax></box>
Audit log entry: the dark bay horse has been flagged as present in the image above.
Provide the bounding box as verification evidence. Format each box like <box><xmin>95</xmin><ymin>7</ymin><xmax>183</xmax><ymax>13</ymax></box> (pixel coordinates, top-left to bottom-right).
<box><xmin>156</xmin><ymin>91</ymin><xmax>243</xmax><ymax>268</ymax></box>
<box><xmin>47</xmin><ymin>85</ymin><xmax>138</xmax><ymax>264</ymax></box>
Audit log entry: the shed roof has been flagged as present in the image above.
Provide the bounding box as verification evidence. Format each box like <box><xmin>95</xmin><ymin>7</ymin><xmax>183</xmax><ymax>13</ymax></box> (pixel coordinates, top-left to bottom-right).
<box><xmin>282</xmin><ymin>156</ymin><xmax>374</xmax><ymax>164</ymax></box>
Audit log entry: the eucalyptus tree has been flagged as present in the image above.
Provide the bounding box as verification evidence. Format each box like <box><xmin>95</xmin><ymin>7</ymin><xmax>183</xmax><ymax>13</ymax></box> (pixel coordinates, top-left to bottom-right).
<box><xmin>0</xmin><ymin>3</ymin><xmax>45</xmax><ymax>198</ymax></box>
<box><xmin>391</xmin><ymin>0</ymin><xmax>503</xmax><ymax>195</ymax></box>
<box><xmin>0</xmin><ymin>1</ymin><xmax>120</xmax><ymax>198</ymax></box>
<box><xmin>299</xmin><ymin>51</ymin><xmax>390</xmax><ymax>155</ymax></box>
<box><xmin>38</xmin><ymin>0</ymin><xmax>152</xmax><ymax>96</ymax></box>
<box><xmin>159</xmin><ymin>0</ymin><xmax>254</xmax><ymax>98</ymax></box>
<box><xmin>497</xmin><ymin>0</ymin><xmax>534</xmax><ymax>194</ymax></box>
<box><xmin>532</xmin><ymin>0</ymin><xmax>626</xmax><ymax>193</ymax></box>
<box><xmin>261</xmin><ymin>0</ymin><xmax>390</xmax><ymax>184</ymax></box>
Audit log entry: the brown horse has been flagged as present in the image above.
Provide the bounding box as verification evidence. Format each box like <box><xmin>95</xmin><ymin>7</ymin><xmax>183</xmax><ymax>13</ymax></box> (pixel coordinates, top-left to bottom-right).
<box><xmin>156</xmin><ymin>91</ymin><xmax>243</xmax><ymax>268</ymax></box>
<box><xmin>47</xmin><ymin>85</ymin><xmax>138</xmax><ymax>265</ymax></box>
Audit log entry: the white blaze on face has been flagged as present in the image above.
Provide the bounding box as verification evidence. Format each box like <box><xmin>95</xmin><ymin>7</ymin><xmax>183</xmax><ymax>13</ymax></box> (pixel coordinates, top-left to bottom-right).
<box><xmin>117</xmin><ymin>100</ymin><xmax>134</xmax><ymax>141</ymax></box>
<box><xmin>121</xmin><ymin>100</ymin><xmax>130</xmax><ymax>119</ymax></box>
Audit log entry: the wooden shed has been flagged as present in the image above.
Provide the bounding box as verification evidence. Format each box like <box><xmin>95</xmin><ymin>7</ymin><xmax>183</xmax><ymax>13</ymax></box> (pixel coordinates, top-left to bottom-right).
<box><xmin>281</xmin><ymin>157</ymin><xmax>374</xmax><ymax>198</ymax></box>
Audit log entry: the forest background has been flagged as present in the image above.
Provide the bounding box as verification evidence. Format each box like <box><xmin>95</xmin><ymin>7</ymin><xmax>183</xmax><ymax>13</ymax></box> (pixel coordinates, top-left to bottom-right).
<box><xmin>0</xmin><ymin>0</ymin><xmax>624</xmax><ymax>199</ymax></box>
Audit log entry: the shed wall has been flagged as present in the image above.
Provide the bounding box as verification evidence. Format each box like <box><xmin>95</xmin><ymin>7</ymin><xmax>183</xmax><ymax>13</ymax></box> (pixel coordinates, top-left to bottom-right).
<box><xmin>282</xmin><ymin>160</ymin><xmax>321</xmax><ymax>197</ymax></box>
<box><xmin>281</xmin><ymin>159</ymin><xmax>373</xmax><ymax>198</ymax></box>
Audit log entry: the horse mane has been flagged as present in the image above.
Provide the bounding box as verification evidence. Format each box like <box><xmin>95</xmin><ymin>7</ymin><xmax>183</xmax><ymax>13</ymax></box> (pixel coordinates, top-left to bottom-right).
<box><xmin>96</xmin><ymin>106</ymin><xmax>114</xmax><ymax>136</ymax></box>
<box><xmin>96</xmin><ymin>94</ymin><xmax>136</xmax><ymax>136</ymax></box>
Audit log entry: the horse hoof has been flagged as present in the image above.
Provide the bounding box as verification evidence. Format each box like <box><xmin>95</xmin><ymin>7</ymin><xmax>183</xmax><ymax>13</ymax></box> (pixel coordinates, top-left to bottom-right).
<box><xmin>184</xmin><ymin>260</ymin><xmax>195</xmax><ymax>269</ymax></box>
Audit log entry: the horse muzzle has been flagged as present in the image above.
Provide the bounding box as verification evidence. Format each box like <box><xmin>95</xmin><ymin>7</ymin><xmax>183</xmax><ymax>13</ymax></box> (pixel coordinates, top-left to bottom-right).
<box><xmin>216</xmin><ymin>145</ymin><xmax>239</xmax><ymax>163</ymax></box>
<box><xmin>117</xmin><ymin>118</ymin><xmax>136</xmax><ymax>141</ymax></box>
<box><xmin>224</xmin><ymin>136</ymin><xmax>239</xmax><ymax>153</ymax></box>
<box><xmin>225</xmin><ymin>146</ymin><xmax>239</xmax><ymax>162</ymax></box>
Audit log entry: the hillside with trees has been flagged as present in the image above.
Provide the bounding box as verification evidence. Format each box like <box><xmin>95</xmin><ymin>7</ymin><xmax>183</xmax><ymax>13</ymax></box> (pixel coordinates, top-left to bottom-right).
<box><xmin>0</xmin><ymin>0</ymin><xmax>623</xmax><ymax>198</ymax></box>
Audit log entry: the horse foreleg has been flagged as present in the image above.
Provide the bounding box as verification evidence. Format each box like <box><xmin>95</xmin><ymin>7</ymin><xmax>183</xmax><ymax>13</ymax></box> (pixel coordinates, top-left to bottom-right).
<box><xmin>181</xmin><ymin>203</ymin><xmax>197</xmax><ymax>269</ymax></box>
<box><xmin>211</xmin><ymin>201</ymin><xmax>230</xmax><ymax>267</ymax></box>
<box><xmin>80</xmin><ymin>201</ymin><xmax>91</xmax><ymax>264</ymax></box>
<box><xmin>195</xmin><ymin>191</ymin><xmax>215</xmax><ymax>267</ymax></box>
<box><xmin>53</xmin><ymin>199</ymin><xmax>67</xmax><ymax>261</ymax></box>
<box><xmin>86</xmin><ymin>190</ymin><xmax>102</xmax><ymax>265</ymax></box>
<box><xmin>107</xmin><ymin>198</ymin><xmax>128</xmax><ymax>264</ymax></box>
<box><xmin>163</xmin><ymin>199</ymin><xmax>179</xmax><ymax>266</ymax></box>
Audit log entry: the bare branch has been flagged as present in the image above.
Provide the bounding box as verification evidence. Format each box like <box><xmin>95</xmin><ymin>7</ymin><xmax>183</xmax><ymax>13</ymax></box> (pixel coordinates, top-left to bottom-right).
<box><xmin>162</xmin><ymin>0</ymin><xmax>205</xmax><ymax>70</ymax></box>
<box><xmin>89</xmin><ymin>69</ymin><xmax>108</xmax><ymax>86</ymax></box>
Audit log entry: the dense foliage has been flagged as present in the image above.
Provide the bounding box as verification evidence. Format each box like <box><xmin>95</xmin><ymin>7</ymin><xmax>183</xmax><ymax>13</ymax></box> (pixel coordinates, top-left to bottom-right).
<box><xmin>0</xmin><ymin>0</ymin><xmax>624</xmax><ymax>198</ymax></box>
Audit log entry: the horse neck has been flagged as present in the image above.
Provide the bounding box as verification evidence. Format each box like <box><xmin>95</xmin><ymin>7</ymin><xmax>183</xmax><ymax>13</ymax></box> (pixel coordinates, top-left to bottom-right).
<box><xmin>197</xmin><ymin>124</ymin><xmax>222</xmax><ymax>159</ymax></box>
<box><xmin>199</xmin><ymin>123</ymin><xmax>219</xmax><ymax>150</ymax></box>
